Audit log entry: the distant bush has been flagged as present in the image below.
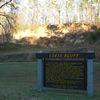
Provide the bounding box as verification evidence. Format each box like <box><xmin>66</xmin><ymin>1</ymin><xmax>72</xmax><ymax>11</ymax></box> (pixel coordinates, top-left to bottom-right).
<box><xmin>0</xmin><ymin>43</ymin><xmax>22</xmax><ymax>51</ymax></box>
<box><xmin>86</xmin><ymin>29</ymin><xmax>100</xmax><ymax>43</ymax></box>
<box><xmin>0</xmin><ymin>53</ymin><xmax>36</xmax><ymax>62</ymax></box>
<box><xmin>91</xmin><ymin>25</ymin><xmax>97</xmax><ymax>30</ymax></box>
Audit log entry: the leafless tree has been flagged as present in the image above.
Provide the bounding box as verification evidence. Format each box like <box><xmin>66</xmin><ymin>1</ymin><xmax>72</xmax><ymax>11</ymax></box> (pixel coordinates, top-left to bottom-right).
<box><xmin>0</xmin><ymin>0</ymin><xmax>16</xmax><ymax>43</ymax></box>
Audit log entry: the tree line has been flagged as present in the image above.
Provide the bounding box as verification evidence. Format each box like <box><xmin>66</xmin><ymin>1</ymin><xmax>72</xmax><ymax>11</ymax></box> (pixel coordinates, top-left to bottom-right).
<box><xmin>0</xmin><ymin>0</ymin><xmax>100</xmax><ymax>43</ymax></box>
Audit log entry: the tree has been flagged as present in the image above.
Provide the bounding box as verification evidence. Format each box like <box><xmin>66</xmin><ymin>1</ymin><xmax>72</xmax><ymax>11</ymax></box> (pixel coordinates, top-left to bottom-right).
<box><xmin>66</xmin><ymin>0</ymin><xmax>74</xmax><ymax>22</ymax></box>
<box><xmin>92</xmin><ymin>0</ymin><xmax>100</xmax><ymax>23</ymax></box>
<box><xmin>0</xmin><ymin>0</ymin><xmax>17</xmax><ymax>43</ymax></box>
<box><xmin>79</xmin><ymin>0</ymin><xmax>100</xmax><ymax>23</ymax></box>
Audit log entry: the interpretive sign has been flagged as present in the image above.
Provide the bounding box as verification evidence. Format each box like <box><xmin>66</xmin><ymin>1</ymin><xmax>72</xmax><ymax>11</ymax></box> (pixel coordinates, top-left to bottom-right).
<box><xmin>44</xmin><ymin>59</ymin><xmax>87</xmax><ymax>90</ymax></box>
<box><xmin>36</xmin><ymin>51</ymin><xmax>95</xmax><ymax>96</ymax></box>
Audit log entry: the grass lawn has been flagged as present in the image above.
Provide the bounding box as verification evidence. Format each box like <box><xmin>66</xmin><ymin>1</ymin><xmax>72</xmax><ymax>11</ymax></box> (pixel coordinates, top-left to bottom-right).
<box><xmin>0</xmin><ymin>62</ymin><xmax>100</xmax><ymax>100</ymax></box>
<box><xmin>0</xmin><ymin>46</ymin><xmax>64</xmax><ymax>55</ymax></box>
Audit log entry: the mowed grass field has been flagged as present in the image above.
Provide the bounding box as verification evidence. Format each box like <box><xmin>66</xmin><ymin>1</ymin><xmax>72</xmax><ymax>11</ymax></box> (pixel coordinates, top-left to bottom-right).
<box><xmin>0</xmin><ymin>62</ymin><xmax>100</xmax><ymax>100</ymax></box>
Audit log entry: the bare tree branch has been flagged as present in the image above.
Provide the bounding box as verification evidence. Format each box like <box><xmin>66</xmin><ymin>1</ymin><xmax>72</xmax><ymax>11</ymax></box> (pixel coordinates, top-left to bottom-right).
<box><xmin>0</xmin><ymin>0</ymin><xmax>12</xmax><ymax>8</ymax></box>
<box><xmin>0</xmin><ymin>23</ymin><xmax>6</xmax><ymax>42</ymax></box>
<box><xmin>0</xmin><ymin>13</ymin><xmax>15</xmax><ymax>22</ymax></box>
<box><xmin>0</xmin><ymin>23</ymin><xmax>6</xmax><ymax>34</ymax></box>
<box><xmin>0</xmin><ymin>12</ymin><xmax>16</xmax><ymax>43</ymax></box>
<box><xmin>0</xmin><ymin>13</ymin><xmax>16</xmax><ymax>33</ymax></box>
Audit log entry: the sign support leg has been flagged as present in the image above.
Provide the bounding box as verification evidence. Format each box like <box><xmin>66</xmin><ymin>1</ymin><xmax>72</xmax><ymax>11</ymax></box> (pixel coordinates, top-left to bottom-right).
<box><xmin>37</xmin><ymin>58</ymin><xmax>43</xmax><ymax>92</ymax></box>
<box><xmin>87</xmin><ymin>51</ymin><xmax>94</xmax><ymax>96</ymax></box>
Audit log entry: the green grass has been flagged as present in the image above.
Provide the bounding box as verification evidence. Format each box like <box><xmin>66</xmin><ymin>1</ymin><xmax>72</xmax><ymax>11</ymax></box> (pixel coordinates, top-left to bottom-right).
<box><xmin>0</xmin><ymin>46</ymin><xmax>64</xmax><ymax>54</ymax></box>
<box><xmin>0</xmin><ymin>62</ymin><xmax>100</xmax><ymax>100</ymax></box>
<box><xmin>0</xmin><ymin>62</ymin><xmax>36</xmax><ymax>100</ymax></box>
<box><xmin>0</xmin><ymin>46</ymin><xmax>88</xmax><ymax>54</ymax></box>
